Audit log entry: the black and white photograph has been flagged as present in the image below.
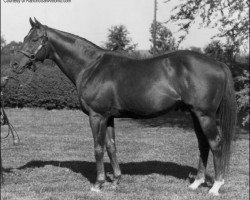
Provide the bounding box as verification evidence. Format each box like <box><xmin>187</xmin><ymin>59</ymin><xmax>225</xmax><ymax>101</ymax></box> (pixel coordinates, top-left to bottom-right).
<box><xmin>1</xmin><ymin>0</ymin><xmax>249</xmax><ymax>199</ymax></box>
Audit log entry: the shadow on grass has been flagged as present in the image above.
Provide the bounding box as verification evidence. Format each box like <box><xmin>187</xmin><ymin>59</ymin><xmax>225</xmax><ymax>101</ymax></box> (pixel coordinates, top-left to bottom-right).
<box><xmin>122</xmin><ymin>111</ymin><xmax>194</xmax><ymax>130</ymax></box>
<box><xmin>128</xmin><ymin>111</ymin><xmax>249</xmax><ymax>140</ymax></box>
<box><xmin>17</xmin><ymin>160</ymin><xmax>212</xmax><ymax>185</ymax></box>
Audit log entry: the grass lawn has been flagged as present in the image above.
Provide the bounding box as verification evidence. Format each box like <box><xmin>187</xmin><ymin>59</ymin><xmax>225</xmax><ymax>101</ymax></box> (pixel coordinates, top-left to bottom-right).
<box><xmin>1</xmin><ymin>108</ymin><xmax>249</xmax><ymax>200</ymax></box>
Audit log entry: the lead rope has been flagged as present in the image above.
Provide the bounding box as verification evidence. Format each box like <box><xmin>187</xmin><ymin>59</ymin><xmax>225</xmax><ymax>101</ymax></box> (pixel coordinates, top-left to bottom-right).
<box><xmin>1</xmin><ymin>84</ymin><xmax>20</xmax><ymax>145</ymax></box>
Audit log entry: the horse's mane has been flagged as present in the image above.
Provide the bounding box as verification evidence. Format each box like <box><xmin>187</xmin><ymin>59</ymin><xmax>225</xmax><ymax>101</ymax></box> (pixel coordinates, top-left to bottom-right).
<box><xmin>46</xmin><ymin>25</ymin><xmax>104</xmax><ymax>51</ymax></box>
<box><xmin>45</xmin><ymin>25</ymin><xmax>142</xmax><ymax>60</ymax></box>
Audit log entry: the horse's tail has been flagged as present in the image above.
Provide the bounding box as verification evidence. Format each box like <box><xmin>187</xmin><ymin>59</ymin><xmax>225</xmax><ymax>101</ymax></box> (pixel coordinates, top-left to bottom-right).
<box><xmin>219</xmin><ymin>63</ymin><xmax>237</xmax><ymax>175</ymax></box>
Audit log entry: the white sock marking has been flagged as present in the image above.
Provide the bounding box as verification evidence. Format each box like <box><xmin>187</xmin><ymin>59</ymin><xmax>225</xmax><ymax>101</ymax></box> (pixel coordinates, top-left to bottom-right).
<box><xmin>208</xmin><ymin>179</ymin><xmax>225</xmax><ymax>196</ymax></box>
<box><xmin>189</xmin><ymin>178</ymin><xmax>205</xmax><ymax>190</ymax></box>
<box><xmin>90</xmin><ymin>186</ymin><xmax>101</xmax><ymax>192</ymax></box>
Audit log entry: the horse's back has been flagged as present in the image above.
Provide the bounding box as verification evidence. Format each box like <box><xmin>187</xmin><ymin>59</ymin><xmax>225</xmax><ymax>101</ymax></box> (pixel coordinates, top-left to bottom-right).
<box><xmin>115</xmin><ymin>50</ymin><xmax>226</xmax><ymax>108</ymax></box>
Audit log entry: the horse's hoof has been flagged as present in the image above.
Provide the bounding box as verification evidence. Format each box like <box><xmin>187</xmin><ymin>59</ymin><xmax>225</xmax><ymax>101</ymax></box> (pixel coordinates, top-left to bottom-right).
<box><xmin>189</xmin><ymin>178</ymin><xmax>205</xmax><ymax>190</ymax></box>
<box><xmin>90</xmin><ymin>181</ymin><xmax>104</xmax><ymax>192</ymax></box>
<box><xmin>90</xmin><ymin>186</ymin><xmax>101</xmax><ymax>192</ymax></box>
<box><xmin>208</xmin><ymin>179</ymin><xmax>224</xmax><ymax>196</ymax></box>
<box><xmin>111</xmin><ymin>176</ymin><xmax>121</xmax><ymax>189</ymax></box>
<box><xmin>13</xmin><ymin>139</ymin><xmax>20</xmax><ymax>145</ymax></box>
<box><xmin>208</xmin><ymin>189</ymin><xmax>220</xmax><ymax>196</ymax></box>
<box><xmin>189</xmin><ymin>184</ymin><xmax>198</xmax><ymax>190</ymax></box>
<box><xmin>111</xmin><ymin>182</ymin><xmax>118</xmax><ymax>189</ymax></box>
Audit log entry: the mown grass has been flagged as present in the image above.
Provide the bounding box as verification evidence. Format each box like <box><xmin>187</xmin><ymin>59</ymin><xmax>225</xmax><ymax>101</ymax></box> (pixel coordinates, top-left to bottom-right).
<box><xmin>1</xmin><ymin>108</ymin><xmax>249</xmax><ymax>200</ymax></box>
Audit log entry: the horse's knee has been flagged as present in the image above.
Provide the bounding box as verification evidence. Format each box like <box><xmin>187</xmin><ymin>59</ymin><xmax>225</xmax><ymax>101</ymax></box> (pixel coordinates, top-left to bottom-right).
<box><xmin>94</xmin><ymin>146</ymin><xmax>104</xmax><ymax>159</ymax></box>
<box><xmin>197</xmin><ymin>115</ymin><xmax>222</xmax><ymax>151</ymax></box>
<box><xmin>106</xmin><ymin>140</ymin><xmax>116</xmax><ymax>154</ymax></box>
<box><xmin>209</xmin><ymin>135</ymin><xmax>222</xmax><ymax>151</ymax></box>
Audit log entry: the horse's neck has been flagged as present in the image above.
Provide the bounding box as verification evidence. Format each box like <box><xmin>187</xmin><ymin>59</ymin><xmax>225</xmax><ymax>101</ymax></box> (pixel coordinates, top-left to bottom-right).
<box><xmin>47</xmin><ymin>28</ymin><xmax>104</xmax><ymax>85</ymax></box>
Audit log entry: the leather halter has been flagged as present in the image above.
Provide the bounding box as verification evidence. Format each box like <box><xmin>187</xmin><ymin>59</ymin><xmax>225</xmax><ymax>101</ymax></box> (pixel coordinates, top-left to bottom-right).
<box><xmin>17</xmin><ymin>30</ymin><xmax>49</xmax><ymax>71</ymax></box>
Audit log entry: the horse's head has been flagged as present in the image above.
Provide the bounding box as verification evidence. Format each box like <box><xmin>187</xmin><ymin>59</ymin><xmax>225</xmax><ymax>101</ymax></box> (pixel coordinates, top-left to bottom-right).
<box><xmin>11</xmin><ymin>18</ymin><xmax>51</xmax><ymax>74</ymax></box>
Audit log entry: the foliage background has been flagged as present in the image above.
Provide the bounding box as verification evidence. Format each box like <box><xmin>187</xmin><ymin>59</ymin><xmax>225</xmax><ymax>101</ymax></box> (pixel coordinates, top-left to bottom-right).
<box><xmin>1</xmin><ymin>62</ymin><xmax>80</xmax><ymax>110</ymax></box>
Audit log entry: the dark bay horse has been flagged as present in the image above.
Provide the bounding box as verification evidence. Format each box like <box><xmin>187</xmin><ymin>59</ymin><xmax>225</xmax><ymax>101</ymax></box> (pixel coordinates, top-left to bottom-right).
<box><xmin>11</xmin><ymin>18</ymin><xmax>237</xmax><ymax>195</ymax></box>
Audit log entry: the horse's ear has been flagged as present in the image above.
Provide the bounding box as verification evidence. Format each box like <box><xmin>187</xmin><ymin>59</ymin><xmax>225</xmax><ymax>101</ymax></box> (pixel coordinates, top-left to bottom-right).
<box><xmin>29</xmin><ymin>17</ymin><xmax>36</xmax><ymax>28</ymax></box>
<box><xmin>34</xmin><ymin>17</ymin><xmax>43</xmax><ymax>28</ymax></box>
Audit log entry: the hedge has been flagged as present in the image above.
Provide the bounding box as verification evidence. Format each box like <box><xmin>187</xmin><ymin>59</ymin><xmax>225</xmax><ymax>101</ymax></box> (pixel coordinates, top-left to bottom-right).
<box><xmin>1</xmin><ymin>62</ymin><xmax>80</xmax><ymax>109</ymax></box>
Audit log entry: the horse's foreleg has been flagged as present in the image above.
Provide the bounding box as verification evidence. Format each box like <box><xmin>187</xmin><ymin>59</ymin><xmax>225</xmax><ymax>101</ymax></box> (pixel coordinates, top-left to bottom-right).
<box><xmin>189</xmin><ymin>112</ymin><xmax>209</xmax><ymax>190</ymax></box>
<box><xmin>105</xmin><ymin>117</ymin><xmax>121</xmax><ymax>187</ymax></box>
<box><xmin>89</xmin><ymin>111</ymin><xmax>108</xmax><ymax>192</ymax></box>
<box><xmin>196</xmin><ymin>113</ymin><xmax>225</xmax><ymax>196</ymax></box>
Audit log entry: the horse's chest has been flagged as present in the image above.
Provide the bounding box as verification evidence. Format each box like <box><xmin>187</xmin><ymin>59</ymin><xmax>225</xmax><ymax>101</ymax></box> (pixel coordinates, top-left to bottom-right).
<box><xmin>77</xmin><ymin>79</ymin><xmax>116</xmax><ymax>115</ymax></box>
<box><xmin>78</xmin><ymin>97</ymin><xmax>90</xmax><ymax>114</ymax></box>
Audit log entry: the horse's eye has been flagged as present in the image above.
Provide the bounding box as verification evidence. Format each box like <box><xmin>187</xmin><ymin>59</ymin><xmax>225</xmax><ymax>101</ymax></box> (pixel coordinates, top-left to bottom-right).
<box><xmin>32</xmin><ymin>38</ymin><xmax>38</xmax><ymax>42</ymax></box>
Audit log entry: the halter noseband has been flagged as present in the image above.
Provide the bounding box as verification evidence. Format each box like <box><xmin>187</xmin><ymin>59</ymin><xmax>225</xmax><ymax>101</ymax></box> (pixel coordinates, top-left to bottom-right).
<box><xmin>17</xmin><ymin>30</ymin><xmax>49</xmax><ymax>70</ymax></box>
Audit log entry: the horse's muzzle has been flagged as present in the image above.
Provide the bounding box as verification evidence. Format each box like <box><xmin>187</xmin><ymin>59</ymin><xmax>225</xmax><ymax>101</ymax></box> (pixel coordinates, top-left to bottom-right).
<box><xmin>10</xmin><ymin>61</ymin><xmax>26</xmax><ymax>74</ymax></box>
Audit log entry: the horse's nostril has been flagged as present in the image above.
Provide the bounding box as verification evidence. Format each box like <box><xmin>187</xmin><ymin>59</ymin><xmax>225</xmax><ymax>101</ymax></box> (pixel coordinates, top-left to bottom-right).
<box><xmin>10</xmin><ymin>61</ymin><xmax>19</xmax><ymax>69</ymax></box>
<box><xmin>12</xmin><ymin>62</ymin><xmax>18</xmax><ymax>67</ymax></box>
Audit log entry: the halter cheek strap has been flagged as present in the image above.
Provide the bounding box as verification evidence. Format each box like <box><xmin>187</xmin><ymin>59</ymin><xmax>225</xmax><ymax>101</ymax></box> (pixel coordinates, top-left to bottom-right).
<box><xmin>34</xmin><ymin>44</ymin><xmax>43</xmax><ymax>56</ymax></box>
<box><xmin>17</xmin><ymin>30</ymin><xmax>48</xmax><ymax>62</ymax></box>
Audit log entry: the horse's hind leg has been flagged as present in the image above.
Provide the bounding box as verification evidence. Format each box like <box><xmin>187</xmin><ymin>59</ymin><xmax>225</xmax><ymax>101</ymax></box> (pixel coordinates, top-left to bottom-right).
<box><xmin>0</xmin><ymin>155</ymin><xmax>3</xmax><ymax>184</ymax></box>
<box><xmin>105</xmin><ymin>117</ymin><xmax>121</xmax><ymax>187</ymax></box>
<box><xmin>189</xmin><ymin>112</ymin><xmax>209</xmax><ymax>190</ymax></box>
<box><xmin>195</xmin><ymin>111</ymin><xmax>225</xmax><ymax>195</ymax></box>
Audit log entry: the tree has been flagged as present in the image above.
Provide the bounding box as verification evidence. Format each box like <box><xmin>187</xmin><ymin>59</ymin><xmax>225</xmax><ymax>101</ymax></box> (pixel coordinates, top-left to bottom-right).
<box><xmin>1</xmin><ymin>35</ymin><xmax>6</xmax><ymax>49</ymax></box>
<box><xmin>235</xmin><ymin>70</ymin><xmax>249</xmax><ymax>126</ymax></box>
<box><xmin>204</xmin><ymin>40</ymin><xmax>249</xmax><ymax>68</ymax></box>
<box><xmin>104</xmin><ymin>25</ymin><xmax>137</xmax><ymax>53</ymax></box>
<box><xmin>1</xmin><ymin>41</ymin><xmax>22</xmax><ymax>54</ymax></box>
<box><xmin>204</xmin><ymin>40</ymin><xmax>225</xmax><ymax>62</ymax></box>
<box><xmin>165</xmin><ymin>0</ymin><xmax>249</xmax><ymax>53</ymax></box>
<box><xmin>188</xmin><ymin>46</ymin><xmax>203</xmax><ymax>53</ymax></box>
<box><xmin>149</xmin><ymin>21</ymin><xmax>178</xmax><ymax>55</ymax></box>
<box><xmin>1</xmin><ymin>41</ymin><xmax>23</xmax><ymax>65</ymax></box>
